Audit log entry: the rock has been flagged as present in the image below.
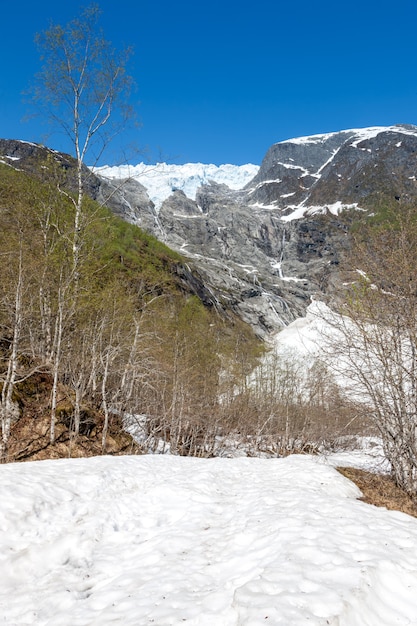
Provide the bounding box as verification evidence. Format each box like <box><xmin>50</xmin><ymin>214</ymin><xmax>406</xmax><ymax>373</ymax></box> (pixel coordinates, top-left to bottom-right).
<box><xmin>4</xmin><ymin>125</ymin><xmax>417</xmax><ymax>338</ymax></box>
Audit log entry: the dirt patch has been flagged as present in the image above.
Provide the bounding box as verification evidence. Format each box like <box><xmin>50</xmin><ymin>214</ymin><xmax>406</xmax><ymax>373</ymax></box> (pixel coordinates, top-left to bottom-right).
<box><xmin>1</xmin><ymin>372</ymin><xmax>140</xmax><ymax>463</ymax></box>
<box><xmin>337</xmin><ymin>466</ymin><xmax>417</xmax><ymax>518</ymax></box>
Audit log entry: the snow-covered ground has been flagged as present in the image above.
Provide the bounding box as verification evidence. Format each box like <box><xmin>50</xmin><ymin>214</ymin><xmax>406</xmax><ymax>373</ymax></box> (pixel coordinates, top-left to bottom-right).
<box><xmin>1</xmin><ymin>304</ymin><xmax>416</xmax><ymax>625</ymax></box>
<box><xmin>94</xmin><ymin>162</ymin><xmax>259</xmax><ymax>209</ymax></box>
<box><xmin>1</xmin><ymin>451</ymin><xmax>417</xmax><ymax>625</ymax></box>
<box><xmin>271</xmin><ymin>300</ymin><xmax>332</xmax><ymax>359</ymax></box>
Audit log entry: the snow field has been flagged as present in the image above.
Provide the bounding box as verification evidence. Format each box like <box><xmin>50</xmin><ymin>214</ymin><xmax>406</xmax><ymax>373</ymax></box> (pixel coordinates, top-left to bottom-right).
<box><xmin>93</xmin><ymin>162</ymin><xmax>259</xmax><ymax>209</ymax></box>
<box><xmin>1</xmin><ymin>454</ymin><xmax>417</xmax><ymax>625</ymax></box>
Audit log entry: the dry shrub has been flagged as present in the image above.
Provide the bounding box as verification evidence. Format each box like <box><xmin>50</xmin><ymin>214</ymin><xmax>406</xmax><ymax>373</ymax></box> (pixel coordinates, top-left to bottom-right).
<box><xmin>338</xmin><ymin>466</ymin><xmax>417</xmax><ymax>517</ymax></box>
<box><xmin>219</xmin><ymin>355</ymin><xmax>376</xmax><ymax>456</ymax></box>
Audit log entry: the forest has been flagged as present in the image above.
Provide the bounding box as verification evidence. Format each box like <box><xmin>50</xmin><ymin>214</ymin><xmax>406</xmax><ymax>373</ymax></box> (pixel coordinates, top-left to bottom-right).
<box><xmin>0</xmin><ymin>153</ymin><xmax>363</xmax><ymax>463</ymax></box>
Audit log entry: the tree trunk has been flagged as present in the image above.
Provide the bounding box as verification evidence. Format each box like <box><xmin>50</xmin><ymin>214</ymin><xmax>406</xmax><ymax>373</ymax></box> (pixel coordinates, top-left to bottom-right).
<box><xmin>1</xmin><ymin>248</ymin><xmax>24</xmax><ymax>462</ymax></box>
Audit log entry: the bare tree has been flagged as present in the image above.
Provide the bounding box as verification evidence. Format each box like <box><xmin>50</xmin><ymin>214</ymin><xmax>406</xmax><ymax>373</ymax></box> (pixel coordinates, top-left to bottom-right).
<box><xmin>32</xmin><ymin>3</ymin><xmax>135</xmax><ymax>277</ymax></box>
<box><xmin>0</xmin><ymin>245</ymin><xmax>25</xmax><ymax>461</ymax></box>
<box><xmin>317</xmin><ymin>207</ymin><xmax>417</xmax><ymax>498</ymax></box>
<box><xmin>29</xmin><ymin>5</ymin><xmax>136</xmax><ymax>444</ymax></box>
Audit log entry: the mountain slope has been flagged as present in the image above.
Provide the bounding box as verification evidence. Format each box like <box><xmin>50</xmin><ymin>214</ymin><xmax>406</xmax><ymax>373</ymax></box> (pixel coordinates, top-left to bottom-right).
<box><xmin>4</xmin><ymin>126</ymin><xmax>417</xmax><ymax>337</ymax></box>
<box><xmin>90</xmin><ymin>124</ymin><xmax>417</xmax><ymax>336</ymax></box>
<box><xmin>0</xmin><ymin>142</ymin><xmax>261</xmax><ymax>462</ymax></box>
<box><xmin>248</xmin><ymin>124</ymin><xmax>417</xmax><ymax>219</ymax></box>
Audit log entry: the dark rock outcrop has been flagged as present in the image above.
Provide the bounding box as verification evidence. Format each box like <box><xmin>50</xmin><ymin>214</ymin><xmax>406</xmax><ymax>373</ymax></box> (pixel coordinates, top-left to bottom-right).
<box><xmin>112</xmin><ymin>125</ymin><xmax>417</xmax><ymax>336</ymax></box>
<box><xmin>4</xmin><ymin>125</ymin><xmax>417</xmax><ymax>337</ymax></box>
<box><xmin>247</xmin><ymin>125</ymin><xmax>417</xmax><ymax>215</ymax></box>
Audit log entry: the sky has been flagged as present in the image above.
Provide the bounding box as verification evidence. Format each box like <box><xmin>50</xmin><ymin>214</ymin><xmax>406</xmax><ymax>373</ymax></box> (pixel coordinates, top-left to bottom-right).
<box><xmin>2</xmin><ymin>0</ymin><xmax>417</xmax><ymax>165</ymax></box>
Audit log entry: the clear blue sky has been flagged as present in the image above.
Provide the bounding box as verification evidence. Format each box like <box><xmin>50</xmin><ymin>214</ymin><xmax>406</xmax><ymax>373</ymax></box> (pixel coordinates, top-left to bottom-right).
<box><xmin>2</xmin><ymin>0</ymin><xmax>417</xmax><ymax>165</ymax></box>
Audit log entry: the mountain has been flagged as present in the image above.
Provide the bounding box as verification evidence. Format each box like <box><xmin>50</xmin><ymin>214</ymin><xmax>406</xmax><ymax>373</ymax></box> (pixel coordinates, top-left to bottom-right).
<box><xmin>93</xmin><ymin>124</ymin><xmax>417</xmax><ymax>337</ymax></box>
<box><xmin>5</xmin><ymin>129</ymin><xmax>417</xmax><ymax>465</ymax></box>
<box><xmin>0</xmin><ymin>140</ymin><xmax>262</xmax><ymax>462</ymax></box>
<box><xmin>3</xmin><ymin>125</ymin><xmax>417</xmax><ymax>338</ymax></box>
<box><xmin>248</xmin><ymin>124</ymin><xmax>417</xmax><ymax>218</ymax></box>
<box><xmin>2</xmin><ymin>129</ymin><xmax>417</xmax><ymax>466</ymax></box>
<box><xmin>94</xmin><ymin>162</ymin><xmax>259</xmax><ymax>209</ymax></box>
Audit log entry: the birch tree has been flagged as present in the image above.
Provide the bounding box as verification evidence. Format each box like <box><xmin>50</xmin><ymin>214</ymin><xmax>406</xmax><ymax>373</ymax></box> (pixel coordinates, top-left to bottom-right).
<box><xmin>30</xmin><ymin>6</ymin><xmax>135</xmax><ymax>443</ymax></box>
<box><xmin>32</xmin><ymin>3</ymin><xmax>134</xmax><ymax>278</ymax></box>
<box><xmin>320</xmin><ymin>207</ymin><xmax>417</xmax><ymax>499</ymax></box>
<box><xmin>0</xmin><ymin>246</ymin><xmax>25</xmax><ymax>461</ymax></box>
<box><xmin>0</xmin><ymin>205</ymin><xmax>44</xmax><ymax>460</ymax></box>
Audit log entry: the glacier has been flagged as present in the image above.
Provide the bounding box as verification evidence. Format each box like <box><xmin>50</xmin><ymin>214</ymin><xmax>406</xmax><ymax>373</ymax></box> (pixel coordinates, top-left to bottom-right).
<box><xmin>94</xmin><ymin>161</ymin><xmax>259</xmax><ymax>209</ymax></box>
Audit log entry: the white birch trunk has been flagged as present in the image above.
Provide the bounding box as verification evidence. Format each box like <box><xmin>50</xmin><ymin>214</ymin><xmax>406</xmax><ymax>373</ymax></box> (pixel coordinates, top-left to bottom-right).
<box><xmin>1</xmin><ymin>249</ymin><xmax>24</xmax><ymax>461</ymax></box>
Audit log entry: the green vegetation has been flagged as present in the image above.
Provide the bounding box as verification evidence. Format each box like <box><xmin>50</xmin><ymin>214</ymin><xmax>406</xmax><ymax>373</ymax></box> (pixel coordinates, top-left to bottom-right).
<box><xmin>1</xmin><ymin>4</ymin><xmax>364</xmax><ymax>462</ymax></box>
<box><xmin>0</xmin><ymin>160</ymin><xmax>264</xmax><ymax>461</ymax></box>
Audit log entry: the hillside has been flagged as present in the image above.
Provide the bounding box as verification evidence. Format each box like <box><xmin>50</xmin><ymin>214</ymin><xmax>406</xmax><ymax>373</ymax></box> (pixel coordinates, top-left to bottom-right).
<box><xmin>2</xmin><ymin>127</ymin><xmax>417</xmax><ymax>464</ymax></box>
<box><xmin>0</xmin><ymin>145</ymin><xmax>261</xmax><ymax>462</ymax></box>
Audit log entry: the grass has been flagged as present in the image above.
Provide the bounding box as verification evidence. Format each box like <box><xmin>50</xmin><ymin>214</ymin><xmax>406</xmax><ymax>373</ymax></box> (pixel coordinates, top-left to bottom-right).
<box><xmin>337</xmin><ymin>466</ymin><xmax>417</xmax><ymax>519</ymax></box>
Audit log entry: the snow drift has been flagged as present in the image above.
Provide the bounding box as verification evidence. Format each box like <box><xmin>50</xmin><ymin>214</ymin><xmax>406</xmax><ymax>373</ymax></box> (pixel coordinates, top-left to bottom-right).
<box><xmin>1</xmin><ymin>453</ymin><xmax>417</xmax><ymax>625</ymax></box>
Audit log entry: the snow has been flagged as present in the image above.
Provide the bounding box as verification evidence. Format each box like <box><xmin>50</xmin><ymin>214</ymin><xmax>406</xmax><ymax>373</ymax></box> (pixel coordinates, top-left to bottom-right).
<box><xmin>281</xmin><ymin>201</ymin><xmax>359</xmax><ymax>222</ymax></box>
<box><xmin>270</xmin><ymin>299</ymin><xmax>417</xmax><ymax>440</ymax></box>
<box><xmin>275</xmin><ymin>162</ymin><xmax>310</xmax><ymax>175</ymax></box>
<box><xmin>347</xmin><ymin>126</ymin><xmax>417</xmax><ymax>148</ymax></box>
<box><xmin>249</xmin><ymin>201</ymin><xmax>279</xmax><ymax>211</ymax></box>
<box><xmin>278</xmin><ymin>124</ymin><xmax>417</xmax><ymax>147</ymax></box>
<box><xmin>93</xmin><ymin>162</ymin><xmax>259</xmax><ymax>209</ymax></box>
<box><xmin>312</xmin><ymin>146</ymin><xmax>342</xmax><ymax>177</ymax></box>
<box><xmin>279</xmin><ymin>130</ymin><xmax>344</xmax><ymax>145</ymax></box>
<box><xmin>247</xmin><ymin>179</ymin><xmax>282</xmax><ymax>194</ymax></box>
<box><xmin>1</xmin><ymin>453</ymin><xmax>417</xmax><ymax>625</ymax></box>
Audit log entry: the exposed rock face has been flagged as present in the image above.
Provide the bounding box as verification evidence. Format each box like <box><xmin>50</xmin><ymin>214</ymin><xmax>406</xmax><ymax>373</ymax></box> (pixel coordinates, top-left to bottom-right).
<box><xmin>3</xmin><ymin>125</ymin><xmax>417</xmax><ymax>338</ymax></box>
<box><xmin>247</xmin><ymin>125</ymin><xmax>417</xmax><ymax>217</ymax></box>
<box><xmin>94</xmin><ymin>125</ymin><xmax>417</xmax><ymax>336</ymax></box>
<box><xmin>102</xmin><ymin>177</ymin><xmax>348</xmax><ymax>336</ymax></box>
<box><xmin>246</xmin><ymin>130</ymin><xmax>354</xmax><ymax>210</ymax></box>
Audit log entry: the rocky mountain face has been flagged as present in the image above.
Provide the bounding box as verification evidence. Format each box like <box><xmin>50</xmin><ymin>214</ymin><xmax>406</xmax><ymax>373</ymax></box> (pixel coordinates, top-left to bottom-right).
<box><xmin>94</xmin><ymin>125</ymin><xmax>417</xmax><ymax>336</ymax></box>
<box><xmin>248</xmin><ymin>125</ymin><xmax>417</xmax><ymax>215</ymax></box>
<box><xmin>3</xmin><ymin>125</ymin><xmax>417</xmax><ymax>338</ymax></box>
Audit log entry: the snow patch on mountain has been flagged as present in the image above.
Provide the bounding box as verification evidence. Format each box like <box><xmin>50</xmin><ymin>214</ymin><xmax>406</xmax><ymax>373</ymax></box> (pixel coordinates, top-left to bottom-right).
<box><xmin>279</xmin><ymin>124</ymin><xmax>417</xmax><ymax>147</ymax></box>
<box><xmin>94</xmin><ymin>162</ymin><xmax>259</xmax><ymax>209</ymax></box>
<box><xmin>281</xmin><ymin>201</ymin><xmax>360</xmax><ymax>221</ymax></box>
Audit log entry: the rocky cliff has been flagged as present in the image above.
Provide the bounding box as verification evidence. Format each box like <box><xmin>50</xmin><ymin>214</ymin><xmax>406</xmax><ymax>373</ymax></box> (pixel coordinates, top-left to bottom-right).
<box><xmin>248</xmin><ymin>125</ymin><xmax>417</xmax><ymax>216</ymax></box>
<box><xmin>92</xmin><ymin>125</ymin><xmax>417</xmax><ymax>336</ymax></box>
<box><xmin>3</xmin><ymin>125</ymin><xmax>417</xmax><ymax>338</ymax></box>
